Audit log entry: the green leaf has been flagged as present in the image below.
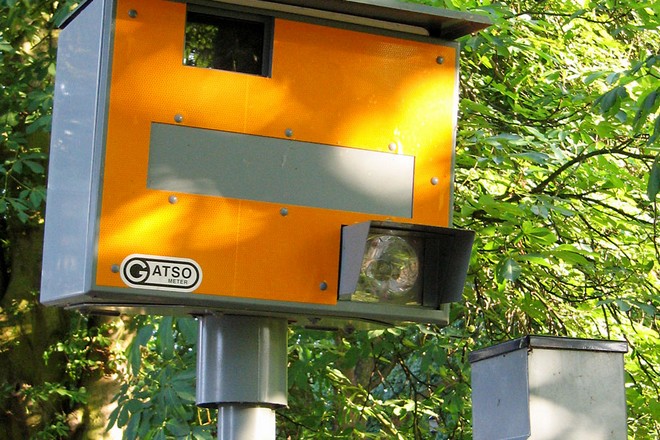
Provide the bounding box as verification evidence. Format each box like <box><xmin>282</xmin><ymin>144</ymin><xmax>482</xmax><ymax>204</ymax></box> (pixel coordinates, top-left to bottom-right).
<box><xmin>514</xmin><ymin>151</ymin><xmax>550</xmax><ymax>164</ymax></box>
<box><xmin>595</xmin><ymin>85</ymin><xmax>627</xmax><ymax>114</ymax></box>
<box><xmin>192</xmin><ymin>426</ymin><xmax>212</xmax><ymax>440</ymax></box>
<box><xmin>176</xmin><ymin>317</ymin><xmax>198</xmax><ymax>345</ymax></box>
<box><xmin>606</xmin><ymin>72</ymin><xmax>620</xmax><ymax>85</ymax></box>
<box><xmin>498</xmin><ymin>258</ymin><xmax>521</xmax><ymax>282</ymax></box>
<box><xmin>158</xmin><ymin>316</ymin><xmax>174</xmax><ymax>360</ymax></box>
<box><xmin>106</xmin><ymin>406</ymin><xmax>120</xmax><ymax>433</ymax></box>
<box><xmin>166</xmin><ymin>419</ymin><xmax>190</xmax><ymax>437</ymax></box>
<box><xmin>23</xmin><ymin>160</ymin><xmax>46</xmax><ymax>174</ymax></box>
<box><xmin>648</xmin><ymin>114</ymin><xmax>660</xmax><ymax>145</ymax></box>
<box><xmin>569</xmin><ymin>8</ymin><xmax>586</xmax><ymax>20</ymax></box>
<box><xmin>128</xmin><ymin>324</ymin><xmax>154</xmax><ymax>374</ymax></box>
<box><xmin>518</xmin><ymin>254</ymin><xmax>553</xmax><ymax>268</ymax></box>
<box><xmin>171</xmin><ymin>370</ymin><xmax>196</xmax><ymax>402</ymax></box>
<box><xmin>633</xmin><ymin>301</ymin><xmax>656</xmax><ymax>317</ymax></box>
<box><xmin>116</xmin><ymin>405</ymin><xmax>130</xmax><ymax>428</ymax></box>
<box><xmin>28</xmin><ymin>188</ymin><xmax>44</xmax><ymax>209</ymax></box>
<box><xmin>553</xmin><ymin>250</ymin><xmax>590</xmax><ymax>266</ymax></box>
<box><xmin>615</xmin><ymin>299</ymin><xmax>631</xmax><ymax>312</ymax></box>
<box><xmin>633</xmin><ymin>89</ymin><xmax>659</xmax><ymax>130</ymax></box>
<box><xmin>614</xmin><ymin>110</ymin><xmax>627</xmax><ymax>123</ymax></box>
<box><xmin>124</xmin><ymin>412</ymin><xmax>141</xmax><ymax>439</ymax></box>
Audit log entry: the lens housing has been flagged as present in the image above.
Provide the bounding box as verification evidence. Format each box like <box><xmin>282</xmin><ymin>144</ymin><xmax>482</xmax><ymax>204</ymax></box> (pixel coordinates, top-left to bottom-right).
<box><xmin>339</xmin><ymin>221</ymin><xmax>475</xmax><ymax>311</ymax></box>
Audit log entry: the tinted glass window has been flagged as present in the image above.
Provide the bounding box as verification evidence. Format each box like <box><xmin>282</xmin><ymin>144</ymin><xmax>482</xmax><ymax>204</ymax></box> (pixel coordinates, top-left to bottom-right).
<box><xmin>184</xmin><ymin>11</ymin><xmax>270</xmax><ymax>76</ymax></box>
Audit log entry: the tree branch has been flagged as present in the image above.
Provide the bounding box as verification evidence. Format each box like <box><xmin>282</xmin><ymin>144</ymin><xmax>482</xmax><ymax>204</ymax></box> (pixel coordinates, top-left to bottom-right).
<box><xmin>530</xmin><ymin>144</ymin><xmax>630</xmax><ymax>196</ymax></box>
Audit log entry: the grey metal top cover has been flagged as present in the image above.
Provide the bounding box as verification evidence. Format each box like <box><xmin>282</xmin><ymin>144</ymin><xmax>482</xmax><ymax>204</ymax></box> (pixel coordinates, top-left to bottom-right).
<box><xmin>193</xmin><ymin>0</ymin><xmax>491</xmax><ymax>39</ymax></box>
<box><xmin>468</xmin><ymin>335</ymin><xmax>629</xmax><ymax>363</ymax></box>
<box><xmin>265</xmin><ymin>0</ymin><xmax>491</xmax><ymax>38</ymax></box>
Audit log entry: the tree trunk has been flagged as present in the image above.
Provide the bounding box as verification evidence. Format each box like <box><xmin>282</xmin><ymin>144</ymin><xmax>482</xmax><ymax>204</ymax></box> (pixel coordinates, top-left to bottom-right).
<box><xmin>0</xmin><ymin>223</ymin><xmax>71</xmax><ymax>438</ymax></box>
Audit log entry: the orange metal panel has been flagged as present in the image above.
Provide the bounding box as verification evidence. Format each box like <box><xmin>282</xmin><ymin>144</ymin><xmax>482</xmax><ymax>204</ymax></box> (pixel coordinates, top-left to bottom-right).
<box><xmin>95</xmin><ymin>0</ymin><xmax>457</xmax><ymax>305</ymax></box>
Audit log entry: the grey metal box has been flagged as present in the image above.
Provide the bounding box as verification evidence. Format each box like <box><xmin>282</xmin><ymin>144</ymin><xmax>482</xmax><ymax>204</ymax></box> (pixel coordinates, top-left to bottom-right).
<box><xmin>469</xmin><ymin>336</ymin><xmax>628</xmax><ymax>440</ymax></box>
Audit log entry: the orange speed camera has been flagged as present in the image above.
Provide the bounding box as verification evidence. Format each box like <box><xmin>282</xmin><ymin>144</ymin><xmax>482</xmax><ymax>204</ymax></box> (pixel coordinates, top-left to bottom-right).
<box><xmin>41</xmin><ymin>0</ymin><xmax>488</xmax><ymax>326</ymax></box>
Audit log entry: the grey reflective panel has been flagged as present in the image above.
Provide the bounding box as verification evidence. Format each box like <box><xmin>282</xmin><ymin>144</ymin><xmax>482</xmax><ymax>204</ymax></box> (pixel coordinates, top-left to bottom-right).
<box><xmin>148</xmin><ymin>123</ymin><xmax>414</xmax><ymax>217</ymax></box>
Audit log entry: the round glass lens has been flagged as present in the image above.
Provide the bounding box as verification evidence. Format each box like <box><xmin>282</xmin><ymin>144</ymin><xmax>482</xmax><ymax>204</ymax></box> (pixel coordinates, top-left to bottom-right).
<box><xmin>356</xmin><ymin>235</ymin><xmax>420</xmax><ymax>304</ymax></box>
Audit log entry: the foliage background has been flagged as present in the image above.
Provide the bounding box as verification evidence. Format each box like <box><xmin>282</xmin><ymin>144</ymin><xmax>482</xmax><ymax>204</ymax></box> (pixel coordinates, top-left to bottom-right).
<box><xmin>0</xmin><ymin>0</ymin><xmax>658</xmax><ymax>438</ymax></box>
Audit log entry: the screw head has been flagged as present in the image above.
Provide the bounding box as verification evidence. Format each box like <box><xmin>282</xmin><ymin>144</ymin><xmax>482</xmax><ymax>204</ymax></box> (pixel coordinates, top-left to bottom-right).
<box><xmin>280</xmin><ymin>207</ymin><xmax>289</xmax><ymax>216</ymax></box>
<box><xmin>436</xmin><ymin>56</ymin><xmax>445</xmax><ymax>64</ymax></box>
<box><xmin>431</xmin><ymin>177</ymin><xmax>439</xmax><ymax>185</ymax></box>
<box><xmin>319</xmin><ymin>281</ymin><xmax>328</xmax><ymax>291</ymax></box>
<box><xmin>388</xmin><ymin>142</ymin><xmax>397</xmax><ymax>152</ymax></box>
<box><xmin>285</xmin><ymin>128</ymin><xmax>293</xmax><ymax>137</ymax></box>
<box><xmin>128</xmin><ymin>9</ymin><xmax>138</xmax><ymax>18</ymax></box>
<box><xmin>111</xmin><ymin>264</ymin><xmax>120</xmax><ymax>273</ymax></box>
<box><xmin>174</xmin><ymin>114</ymin><xmax>184</xmax><ymax>123</ymax></box>
<box><xmin>168</xmin><ymin>195</ymin><xmax>178</xmax><ymax>204</ymax></box>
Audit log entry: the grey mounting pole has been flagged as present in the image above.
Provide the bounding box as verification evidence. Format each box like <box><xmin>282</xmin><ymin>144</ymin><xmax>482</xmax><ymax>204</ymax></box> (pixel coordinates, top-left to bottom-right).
<box><xmin>196</xmin><ymin>315</ymin><xmax>288</xmax><ymax>440</ymax></box>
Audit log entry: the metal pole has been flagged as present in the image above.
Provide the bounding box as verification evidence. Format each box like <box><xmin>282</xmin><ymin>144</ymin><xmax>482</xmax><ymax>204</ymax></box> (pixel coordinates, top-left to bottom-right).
<box><xmin>196</xmin><ymin>315</ymin><xmax>288</xmax><ymax>440</ymax></box>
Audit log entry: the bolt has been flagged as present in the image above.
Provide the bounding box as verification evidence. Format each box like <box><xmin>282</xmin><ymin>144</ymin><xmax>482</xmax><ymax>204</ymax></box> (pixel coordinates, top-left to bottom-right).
<box><xmin>388</xmin><ymin>142</ymin><xmax>397</xmax><ymax>152</ymax></box>
<box><xmin>431</xmin><ymin>177</ymin><xmax>439</xmax><ymax>185</ymax></box>
<box><xmin>168</xmin><ymin>195</ymin><xmax>178</xmax><ymax>204</ymax></box>
<box><xmin>280</xmin><ymin>207</ymin><xmax>288</xmax><ymax>216</ymax></box>
<box><xmin>111</xmin><ymin>264</ymin><xmax>120</xmax><ymax>273</ymax></box>
<box><xmin>285</xmin><ymin>128</ymin><xmax>293</xmax><ymax>138</ymax></box>
<box><xmin>174</xmin><ymin>114</ymin><xmax>184</xmax><ymax>123</ymax></box>
<box><xmin>319</xmin><ymin>281</ymin><xmax>328</xmax><ymax>291</ymax></box>
<box><xmin>128</xmin><ymin>9</ymin><xmax>138</xmax><ymax>18</ymax></box>
<box><xmin>436</xmin><ymin>56</ymin><xmax>445</xmax><ymax>64</ymax></box>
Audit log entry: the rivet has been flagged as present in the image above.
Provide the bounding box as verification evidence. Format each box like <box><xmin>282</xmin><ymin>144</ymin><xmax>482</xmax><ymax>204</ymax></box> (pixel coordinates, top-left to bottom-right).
<box><xmin>168</xmin><ymin>195</ymin><xmax>178</xmax><ymax>204</ymax></box>
<box><xmin>319</xmin><ymin>281</ymin><xmax>328</xmax><ymax>291</ymax></box>
<box><xmin>174</xmin><ymin>114</ymin><xmax>184</xmax><ymax>123</ymax></box>
<box><xmin>111</xmin><ymin>264</ymin><xmax>120</xmax><ymax>273</ymax></box>
<box><xmin>388</xmin><ymin>142</ymin><xmax>397</xmax><ymax>152</ymax></box>
<box><xmin>128</xmin><ymin>9</ymin><xmax>138</xmax><ymax>18</ymax></box>
<box><xmin>280</xmin><ymin>207</ymin><xmax>288</xmax><ymax>216</ymax></box>
<box><xmin>436</xmin><ymin>56</ymin><xmax>445</xmax><ymax>64</ymax></box>
<box><xmin>431</xmin><ymin>177</ymin><xmax>439</xmax><ymax>185</ymax></box>
<box><xmin>285</xmin><ymin>128</ymin><xmax>293</xmax><ymax>138</ymax></box>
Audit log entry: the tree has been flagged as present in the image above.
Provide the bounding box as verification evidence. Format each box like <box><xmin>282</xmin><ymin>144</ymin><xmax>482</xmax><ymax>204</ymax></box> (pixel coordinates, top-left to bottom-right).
<box><xmin>1</xmin><ymin>0</ymin><xmax>658</xmax><ymax>439</ymax></box>
<box><xmin>455</xmin><ymin>1</ymin><xmax>660</xmax><ymax>437</ymax></box>
<box><xmin>1</xmin><ymin>1</ymin><xmax>123</xmax><ymax>438</ymax></box>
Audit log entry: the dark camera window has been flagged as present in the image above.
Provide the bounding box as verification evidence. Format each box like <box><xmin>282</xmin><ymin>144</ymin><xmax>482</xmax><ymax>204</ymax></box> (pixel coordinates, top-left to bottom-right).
<box><xmin>184</xmin><ymin>10</ymin><xmax>272</xmax><ymax>76</ymax></box>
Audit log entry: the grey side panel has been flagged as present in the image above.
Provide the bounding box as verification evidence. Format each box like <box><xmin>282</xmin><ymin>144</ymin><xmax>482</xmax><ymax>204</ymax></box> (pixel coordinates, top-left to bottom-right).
<box><xmin>147</xmin><ymin>123</ymin><xmax>415</xmax><ymax>217</ymax></box>
<box><xmin>41</xmin><ymin>0</ymin><xmax>111</xmax><ymax>303</ymax></box>
<box><xmin>338</xmin><ymin>221</ymin><xmax>371</xmax><ymax>298</ymax></box>
<box><xmin>471</xmin><ymin>348</ymin><xmax>531</xmax><ymax>440</ymax></box>
<box><xmin>528</xmin><ymin>349</ymin><xmax>628</xmax><ymax>439</ymax></box>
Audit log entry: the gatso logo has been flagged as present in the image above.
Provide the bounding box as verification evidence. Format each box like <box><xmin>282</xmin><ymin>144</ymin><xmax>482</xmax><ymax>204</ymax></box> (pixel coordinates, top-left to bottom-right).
<box><xmin>120</xmin><ymin>254</ymin><xmax>202</xmax><ymax>292</ymax></box>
